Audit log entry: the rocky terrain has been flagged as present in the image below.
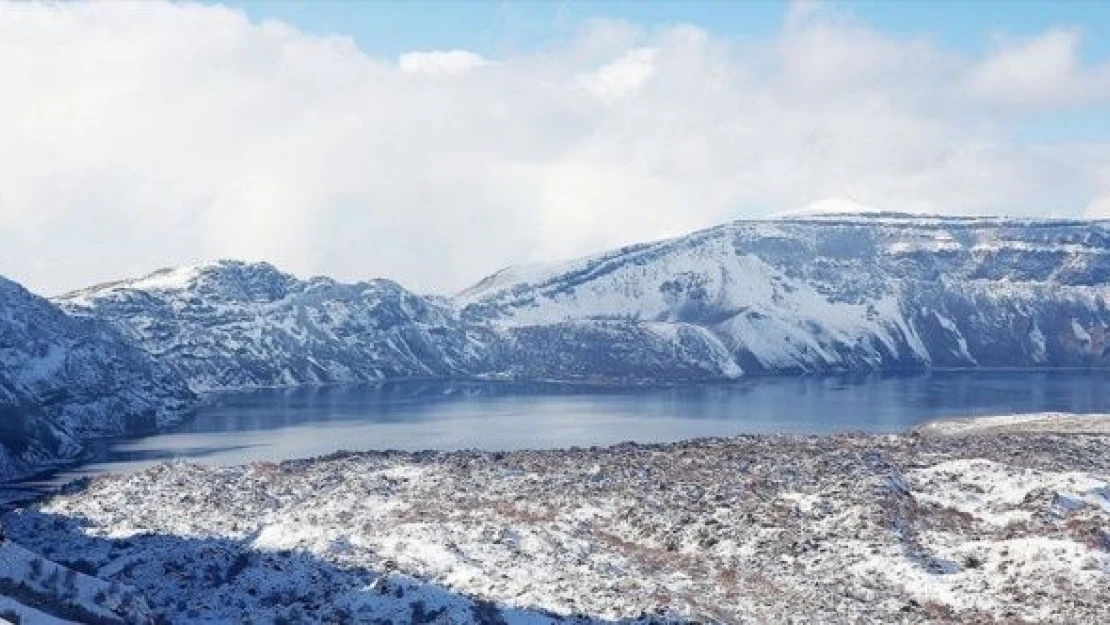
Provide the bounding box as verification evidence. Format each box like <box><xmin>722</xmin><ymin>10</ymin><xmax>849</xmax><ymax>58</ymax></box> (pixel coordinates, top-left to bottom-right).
<box><xmin>56</xmin><ymin>214</ymin><xmax>1110</xmax><ymax>392</ymax></box>
<box><xmin>4</xmin><ymin>415</ymin><xmax>1107</xmax><ymax>623</ymax></box>
<box><xmin>0</xmin><ymin>276</ymin><xmax>193</xmax><ymax>481</ymax></box>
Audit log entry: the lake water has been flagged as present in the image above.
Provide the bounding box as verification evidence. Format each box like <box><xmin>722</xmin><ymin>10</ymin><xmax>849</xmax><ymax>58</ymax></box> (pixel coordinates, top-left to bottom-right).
<box><xmin>10</xmin><ymin>371</ymin><xmax>1110</xmax><ymax>498</ymax></box>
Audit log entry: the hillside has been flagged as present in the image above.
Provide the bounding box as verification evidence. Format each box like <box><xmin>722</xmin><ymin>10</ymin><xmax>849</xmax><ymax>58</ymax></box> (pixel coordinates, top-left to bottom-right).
<box><xmin>460</xmin><ymin>214</ymin><xmax>1110</xmax><ymax>379</ymax></box>
<box><xmin>58</xmin><ymin>261</ymin><xmax>489</xmax><ymax>392</ymax></box>
<box><xmin>0</xmin><ymin>277</ymin><xmax>192</xmax><ymax>481</ymax></box>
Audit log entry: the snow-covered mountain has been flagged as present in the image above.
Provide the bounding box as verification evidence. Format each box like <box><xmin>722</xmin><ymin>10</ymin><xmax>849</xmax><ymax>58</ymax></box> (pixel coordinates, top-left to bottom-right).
<box><xmin>458</xmin><ymin>213</ymin><xmax>1110</xmax><ymax>378</ymax></box>
<box><xmin>0</xmin><ymin>276</ymin><xmax>193</xmax><ymax>481</ymax></box>
<box><xmin>58</xmin><ymin>261</ymin><xmax>489</xmax><ymax>392</ymax></box>
<box><xmin>53</xmin><ymin>214</ymin><xmax>1110</xmax><ymax>392</ymax></box>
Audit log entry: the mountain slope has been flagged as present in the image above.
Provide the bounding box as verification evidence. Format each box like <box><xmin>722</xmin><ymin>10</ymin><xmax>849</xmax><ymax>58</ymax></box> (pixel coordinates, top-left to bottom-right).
<box><xmin>458</xmin><ymin>214</ymin><xmax>1110</xmax><ymax>378</ymax></box>
<box><xmin>58</xmin><ymin>261</ymin><xmax>490</xmax><ymax>392</ymax></box>
<box><xmin>0</xmin><ymin>276</ymin><xmax>193</xmax><ymax>481</ymax></box>
<box><xmin>54</xmin><ymin>214</ymin><xmax>1110</xmax><ymax>390</ymax></box>
<box><xmin>0</xmin><ymin>538</ymin><xmax>154</xmax><ymax>624</ymax></box>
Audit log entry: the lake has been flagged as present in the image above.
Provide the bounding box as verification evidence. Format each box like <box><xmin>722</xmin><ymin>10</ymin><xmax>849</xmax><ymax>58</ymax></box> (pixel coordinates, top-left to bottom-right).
<box><xmin>10</xmin><ymin>370</ymin><xmax>1110</xmax><ymax>499</ymax></box>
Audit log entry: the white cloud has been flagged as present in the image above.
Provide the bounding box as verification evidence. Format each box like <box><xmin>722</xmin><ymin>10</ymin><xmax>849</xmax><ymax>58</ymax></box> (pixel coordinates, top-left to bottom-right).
<box><xmin>0</xmin><ymin>2</ymin><xmax>1107</xmax><ymax>297</ymax></box>
<box><xmin>578</xmin><ymin>47</ymin><xmax>658</xmax><ymax>102</ymax></box>
<box><xmin>966</xmin><ymin>29</ymin><xmax>1110</xmax><ymax>108</ymax></box>
<box><xmin>398</xmin><ymin>50</ymin><xmax>489</xmax><ymax>75</ymax></box>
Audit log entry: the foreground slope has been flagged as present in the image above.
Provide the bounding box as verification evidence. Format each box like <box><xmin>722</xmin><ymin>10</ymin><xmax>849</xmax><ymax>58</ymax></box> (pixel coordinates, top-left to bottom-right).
<box><xmin>0</xmin><ymin>276</ymin><xmax>193</xmax><ymax>480</ymax></box>
<box><xmin>58</xmin><ymin>261</ymin><xmax>488</xmax><ymax>392</ymax></box>
<box><xmin>7</xmin><ymin>419</ymin><xmax>1107</xmax><ymax>623</ymax></box>
<box><xmin>0</xmin><ymin>538</ymin><xmax>154</xmax><ymax>624</ymax></box>
<box><xmin>460</xmin><ymin>214</ymin><xmax>1110</xmax><ymax>378</ymax></box>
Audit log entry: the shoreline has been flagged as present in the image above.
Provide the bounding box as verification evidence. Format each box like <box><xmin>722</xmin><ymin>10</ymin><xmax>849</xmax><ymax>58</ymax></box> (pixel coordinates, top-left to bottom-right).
<box><xmin>7</xmin><ymin>411</ymin><xmax>1110</xmax><ymax>506</ymax></box>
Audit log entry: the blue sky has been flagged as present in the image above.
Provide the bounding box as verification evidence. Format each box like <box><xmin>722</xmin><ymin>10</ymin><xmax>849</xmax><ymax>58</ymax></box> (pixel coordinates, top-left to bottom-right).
<box><xmin>222</xmin><ymin>0</ymin><xmax>1110</xmax><ymax>143</ymax></box>
<box><xmin>226</xmin><ymin>1</ymin><xmax>1110</xmax><ymax>60</ymax></box>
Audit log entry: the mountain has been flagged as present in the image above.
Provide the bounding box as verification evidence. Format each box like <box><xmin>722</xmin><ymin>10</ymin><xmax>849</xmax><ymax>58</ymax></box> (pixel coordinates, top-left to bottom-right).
<box><xmin>58</xmin><ymin>261</ymin><xmax>489</xmax><ymax>392</ymax></box>
<box><xmin>55</xmin><ymin>213</ymin><xmax>1110</xmax><ymax>391</ymax></box>
<box><xmin>457</xmin><ymin>213</ymin><xmax>1110</xmax><ymax>378</ymax></box>
<box><xmin>0</xmin><ymin>276</ymin><xmax>193</xmax><ymax>481</ymax></box>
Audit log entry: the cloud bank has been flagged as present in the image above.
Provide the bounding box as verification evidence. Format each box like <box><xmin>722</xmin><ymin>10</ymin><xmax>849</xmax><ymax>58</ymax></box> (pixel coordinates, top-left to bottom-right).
<box><xmin>1</xmin><ymin>2</ymin><xmax>1109</xmax><ymax>295</ymax></box>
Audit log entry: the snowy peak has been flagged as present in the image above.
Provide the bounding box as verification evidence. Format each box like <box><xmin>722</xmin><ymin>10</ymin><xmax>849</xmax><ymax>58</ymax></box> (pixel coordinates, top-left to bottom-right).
<box><xmin>772</xmin><ymin>196</ymin><xmax>885</xmax><ymax>219</ymax></box>
<box><xmin>61</xmin><ymin>260</ymin><xmax>295</xmax><ymax>306</ymax></box>
<box><xmin>179</xmin><ymin>260</ymin><xmax>296</xmax><ymax>304</ymax></box>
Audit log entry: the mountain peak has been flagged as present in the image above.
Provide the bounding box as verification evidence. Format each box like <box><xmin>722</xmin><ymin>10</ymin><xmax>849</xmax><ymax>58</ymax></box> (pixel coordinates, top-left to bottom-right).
<box><xmin>57</xmin><ymin>260</ymin><xmax>293</xmax><ymax>305</ymax></box>
<box><xmin>772</xmin><ymin>196</ymin><xmax>884</xmax><ymax>219</ymax></box>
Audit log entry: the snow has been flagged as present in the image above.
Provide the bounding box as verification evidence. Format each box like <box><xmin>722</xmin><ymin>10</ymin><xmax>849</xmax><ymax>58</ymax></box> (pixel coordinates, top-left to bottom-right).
<box><xmin>917</xmin><ymin>413</ymin><xmax>1110</xmax><ymax>436</ymax></box>
<box><xmin>1072</xmin><ymin>318</ymin><xmax>1092</xmax><ymax>345</ymax></box>
<box><xmin>909</xmin><ymin>458</ymin><xmax>1110</xmax><ymax>526</ymax></box>
<box><xmin>933</xmin><ymin>311</ymin><xmax>977</xmax><ymax>364</ymax></box>
<box><xmin>7</xmin><ymin>212</ymin><xmax>1110</xmax><ymax>620</ymax></box>
<box><xmin>455</xmin><ymin>261</ymin><xmax>568</xmax><ymax>300</ymax></box>
<box><xmin>770</xmin><ymin>196</ymin><xmax>885</xmax><ymax>218</ymax></box>
<box><xmin>453</xmin><ymin>214</ymin><xmax>1110</xmax><ymax>381</ymax></box>
<box><xmin>54</xmin><ymin>261</ymin><xmax>488</xmax><ymax>393</ymax></box>
<box><xmin>121</xmin><ymin>265</ymin><xmax>202</xmax><ymax>291</ymax></box>
<box><xmin>1029</xmin><ymin>322</ymin><xmax>1047</xmax><ymax>362</ymax></box>
<box><xmin>0</xmin><ymin>271</ymin><xmax>194</xmax><ymax>481</ymax></box>
<box><xmin>0</xmin><ymin>540</ymin><xmax>153</xmax><ymax>623</ymax></box>
<box><xmin>0</xmin><ymin>596</ymin><xmax>83</xmax><ymax>625</ymax></box>
<box><xmin>6</xmin><ymin>425</ymin><xmax>1109</xmax><ymax>623</ymax></box>
<box><xmin>15</xmin><ymin>343</ymin><xmax>66</xmax><ymax>386</ymax></box>
<box><xmin>461</xmin><ymin>223</ymin><xmax>942</xmax><ymax>375</ymax></box>
<box><xmin>59</xmin><ymin>265</ymin><xmax>203</xmax><ymax>307</ymax></box>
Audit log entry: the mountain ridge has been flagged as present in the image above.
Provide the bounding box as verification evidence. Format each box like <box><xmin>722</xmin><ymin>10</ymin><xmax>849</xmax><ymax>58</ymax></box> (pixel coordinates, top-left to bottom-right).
<box><xmin>51</xmin><ymin>212</ymin><xmax>1110</xmax><ymax>392</ymax></box>
<box><xmin>56</xmin><ymin>260</ymin><xmax>490</xmax><ymax>392</ymax></box>
<box><xmin>463</xmin><ymin>213</ymin><xmax>1110</xmax><ymax>377</ymax></box>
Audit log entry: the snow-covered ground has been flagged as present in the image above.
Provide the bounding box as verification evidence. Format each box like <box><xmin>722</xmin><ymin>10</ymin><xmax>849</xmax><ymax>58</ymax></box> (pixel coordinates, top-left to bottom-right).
<box><xmin>3</xmin><ymin>416</ymin><xmax>1108</xmax><ymax>623</ymax></box>
<box><xmin>917</xmin><ymin>412</ymin><xmax>1110</xmax><ymax>436</ymax></box>
<box><xmin>0</xmin><ymin>540</ymin><xmax>152</xmax><ymax>624</ymax></box>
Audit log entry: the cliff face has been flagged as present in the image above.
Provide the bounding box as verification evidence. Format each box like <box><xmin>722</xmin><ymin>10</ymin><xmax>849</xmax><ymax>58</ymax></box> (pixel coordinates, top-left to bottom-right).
<box><xmin>459</xmin><ymin>215</ymin><xmax>1110</xmax><ymax>380</ymax></box>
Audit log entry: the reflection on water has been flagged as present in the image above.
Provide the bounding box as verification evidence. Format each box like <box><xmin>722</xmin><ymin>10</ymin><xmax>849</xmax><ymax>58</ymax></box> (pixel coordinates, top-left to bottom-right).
<box><xmin>12</xmin><ymin>371</ymin><xmax>1110</xmax><ymax>497</ymax></box>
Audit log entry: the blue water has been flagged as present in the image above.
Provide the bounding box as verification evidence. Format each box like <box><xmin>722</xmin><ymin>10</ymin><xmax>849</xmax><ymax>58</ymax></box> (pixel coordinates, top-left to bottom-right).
<box><xmin>13</xmin><ymin>371</ymin><xmax>1110</xmax><ymax>496</ymax></box>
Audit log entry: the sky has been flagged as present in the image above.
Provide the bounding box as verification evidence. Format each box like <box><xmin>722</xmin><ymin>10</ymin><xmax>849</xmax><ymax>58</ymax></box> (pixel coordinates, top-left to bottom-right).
<box><xmin>2</xmin><ymin>1</ymin><xmax>1110</xmax><ymax>296</ymax></box>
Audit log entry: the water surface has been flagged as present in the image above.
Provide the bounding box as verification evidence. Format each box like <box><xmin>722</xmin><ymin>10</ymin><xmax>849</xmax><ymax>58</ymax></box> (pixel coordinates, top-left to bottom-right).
<box><xmin>12</xmin><ymin>371</ymin><xmax>1110</xmax><ymax>498</ymax></box>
